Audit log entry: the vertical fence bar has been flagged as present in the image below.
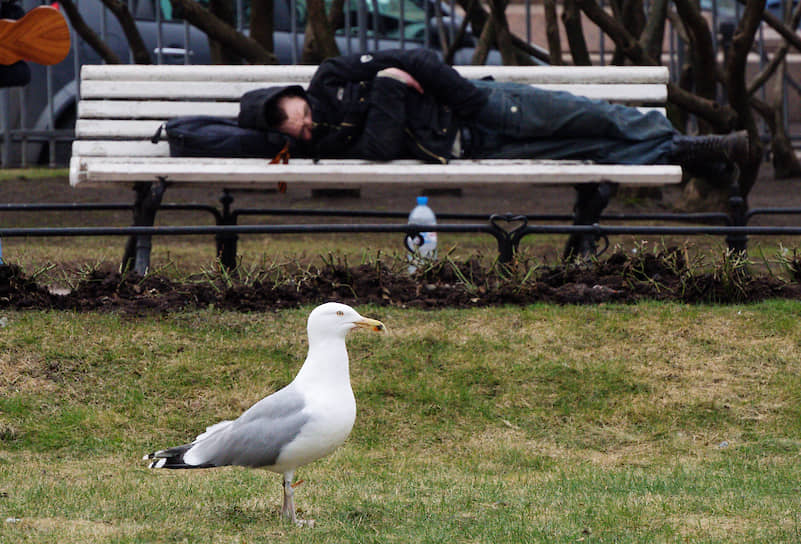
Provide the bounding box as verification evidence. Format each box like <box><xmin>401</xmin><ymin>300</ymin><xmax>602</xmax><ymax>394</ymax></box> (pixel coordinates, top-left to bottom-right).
<box><xmin>290</xmin><ymin>0</ymin><xmax>299</xmax><ymax>63</ymax></box>
<box><xmin>399</xmin><ymin>0</ymin><xmax>405</xmax><ymax>49</ymax></box>
<box><xmin>525</xmin><ymin>0</ymin><xmax>531</xmax><ymax>45</ymax></box>
<box><xmin>155</xmin><ymin>0</ymin><xmax>163</xmax><ymax>64</ymax></box>
<box><xmin>1</xmin><ymin>90</ymin><xmax>8</xmax><ymax>168</ymax></box>
<box><xmin>357</xmin><ymin>0</ymin><xmax>368</xmax><ymax>52</ymax></box>
<box><xmin>423</xmin><ymin>0</ymin><xmax>430</xmax><ymax>48</ymax></box>
<box><xmin>19</xmin><ymin>84</ymin><xmax>27</xmax><ymax>167</ymax></box>
<box><xmin>184</xmin><ymin>20</ymin><xmax>191</xmax><ymax>64</ymax></box>
<box><xmin>599</xmin><ymin>0</ymin><xmax>605</xmax><ymax>65</ymax></box>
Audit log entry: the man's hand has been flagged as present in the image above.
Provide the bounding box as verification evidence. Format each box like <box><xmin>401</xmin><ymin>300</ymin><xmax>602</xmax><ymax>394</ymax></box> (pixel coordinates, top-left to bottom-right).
<box><xmin>377</xmin><ymin>68</ymin><xmax>423</xmax><ymax>94</ymax></box>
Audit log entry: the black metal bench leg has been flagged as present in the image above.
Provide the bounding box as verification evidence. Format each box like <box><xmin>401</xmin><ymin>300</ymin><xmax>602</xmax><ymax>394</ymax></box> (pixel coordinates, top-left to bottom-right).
<box><xmin>216</xmin><ymin>189</ymin><xmax>238</xmax><ymax>270</ymax></box>
<box><xmin>563</xmin><ymin>182</ymin><xmax>616</xmax><ymax>260</ymax></box>
<box><xmin>121</xmin><ymin>178</ymin><xmax>166</xmax><ymax>275</ymax></box>
<box><xmin>725</xmin><ymin>164</ymin><xmax>748</xmax><ymax>253</ymax></box>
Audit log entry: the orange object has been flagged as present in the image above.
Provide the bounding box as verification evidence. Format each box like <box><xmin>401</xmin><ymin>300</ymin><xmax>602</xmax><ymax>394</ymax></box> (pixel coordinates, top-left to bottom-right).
<box><xmin>0</xmin><ymin>6</ymin><xmax>71</xmax><ymax>66</ymax></box>
<box><xmin>270</xmin><ymin>140</ymin><xmax>291</xmax><ymax>193</ymax></box>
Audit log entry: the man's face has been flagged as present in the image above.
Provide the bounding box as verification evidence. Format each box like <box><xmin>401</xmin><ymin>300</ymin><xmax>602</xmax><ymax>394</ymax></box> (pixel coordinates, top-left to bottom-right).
<box><xmin>277</xmin><ymin>95</ymin><xmax>313</xmax><ymax>141</ymax></box>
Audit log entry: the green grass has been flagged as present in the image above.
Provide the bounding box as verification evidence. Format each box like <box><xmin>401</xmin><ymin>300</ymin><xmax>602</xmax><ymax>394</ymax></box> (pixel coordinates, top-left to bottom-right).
<box><xmin>1</xmin><ymin>303</ymin><xmax>800</xmax><ymax>542</ymax></box>
<box><xmin>0</xmin><ymin>168</ymin><xmax>69</xmax><ymax>181</ymax></box>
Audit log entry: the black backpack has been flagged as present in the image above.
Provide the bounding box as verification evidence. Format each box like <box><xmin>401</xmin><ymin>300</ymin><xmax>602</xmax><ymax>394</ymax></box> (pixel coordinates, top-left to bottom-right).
<box><xmin>151</xmin><ymin>116</ymin><xmax>292</xmax><ymax>160</ymax></box>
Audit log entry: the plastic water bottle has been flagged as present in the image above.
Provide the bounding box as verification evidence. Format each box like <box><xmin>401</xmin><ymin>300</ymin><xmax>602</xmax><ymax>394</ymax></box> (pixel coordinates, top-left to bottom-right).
<box><xmin>406</xmin><ymin>196</ymin><xmax>437</xmax><ymax>274</ymax></box>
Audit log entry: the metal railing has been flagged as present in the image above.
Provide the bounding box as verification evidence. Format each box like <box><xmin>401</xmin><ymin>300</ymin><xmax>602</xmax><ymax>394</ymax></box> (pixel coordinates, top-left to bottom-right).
<box><xmin>1</xmin><ymin>202</ymin><xmax>799</xmax><ymax>272</ymax></box>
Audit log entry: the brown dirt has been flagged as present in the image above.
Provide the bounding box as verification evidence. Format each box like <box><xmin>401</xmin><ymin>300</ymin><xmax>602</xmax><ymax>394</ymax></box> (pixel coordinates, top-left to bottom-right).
<box><xmin>0</xmin><ymin>166</ymin><xmax>800</xmax><ymax>313</ymax></box>
<box><xmin>1</xmin><ymin>246</ymin><xmax>800</xmax><ymax>314</ymax></box>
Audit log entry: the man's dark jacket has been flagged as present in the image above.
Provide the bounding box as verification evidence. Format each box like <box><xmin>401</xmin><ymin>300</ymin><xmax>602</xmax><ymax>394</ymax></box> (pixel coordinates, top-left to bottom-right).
<box><xmin>239</xmin><ymin>49</ymin><xmax>488</xmax><ymax>163</ymax></box>
<box><xmin>306</xmin><ymin>49</ymin><xmax>488</xmax><ymax>163</ymax></box>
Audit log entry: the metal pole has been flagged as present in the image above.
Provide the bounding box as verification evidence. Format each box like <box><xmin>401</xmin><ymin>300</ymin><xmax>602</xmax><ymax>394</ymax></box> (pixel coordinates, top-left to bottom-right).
<box><xmin>0</xmin><ymin>90</ymin><xmax>8</xmax><ymax>168</ymax></box>
<box><xmin>358</xmin><ymin>0</ymin><xmax>368</xmax><ymax>52</ymax></box>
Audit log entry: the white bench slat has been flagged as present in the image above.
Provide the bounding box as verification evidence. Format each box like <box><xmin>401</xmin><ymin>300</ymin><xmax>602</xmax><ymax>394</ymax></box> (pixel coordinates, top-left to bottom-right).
<box><xmin>81</xmin><ymin>64</ymin><xmax>669</xmax><ymax>85</ymax></box>
<box><xmin>71</xmin><ymin>156</ymin><xmax>683</xmax><ymax>187</ymax></box>
<box><xmin>72</xmin><ymin>140</ymin><xmax>170</xmax><ymax>157</ymax></box>
<box><xmin>79</xmin><ymin>80</ymin><xmax>668</xmax><ymax>104</ymax></box>
<box><xmin>79</xmin><ymin>100</ymin><xmax>237</xmax><ymax>119</ymax></box>
<box><xmin>76</xmin><ymin>119</ymin><xmax>164</xmax><ymax>139</ymax></box>
<box><xmin>79</xmin><ymin>100</ymin><xmax>667</xmax><ymax>123</ymax></box>
<box><xmin>75</xmin><ymin>106</ymin><xmax>668</xmax><ymax>152</ymax></box>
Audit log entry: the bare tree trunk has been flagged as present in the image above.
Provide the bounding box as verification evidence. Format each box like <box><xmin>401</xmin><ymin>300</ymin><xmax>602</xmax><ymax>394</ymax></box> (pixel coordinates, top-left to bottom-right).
<box><xmin>487</xmin><ymin>0</ymin><xmax>529</xmax><ymax>65</ymax></box>
<box><xmin>59</xmin><ymin>0</ymin><xmax>122</xmax><ymax>64</ymax></box>
<box><xmin>748</xmin><ymin>0</ymin><xmax>801</xmax><ymax>178</ymax></box>
<box><xmin>724</xmin><ymin>0</ymin><xmax>765</xmax><ymax>197</ymax></box>
<box><xmin>457</xmin><ymin>0</ymin><xmax>489</xmax><ymax>41</ymax></box>
<box><xmin>250</xmin><ymin>0</ymin><xmax>274</xmax><ymax>53</ymax></box>
<box><xmin>207</xmin><ymin>0</ymin><xmax>240</xmax><ymax>63</ymax></box>
<box><xmin>543</xmin><ymin>0</ymin><xmax>563</xmax><ymax>65</ymax></box>
<box><xmin>471</xmin><ymin>16</ymin><xmax>495</xmax><ymax>65</ymax></box>
<box><xmin>562</xmin><ymin>0</ymin><xmax>591</xmax><ymax>65</ymax></box>
<box><xmin>301</xmin><ymin>0</ymin><xmax>340</xmax><ymax>63</ymax></box>
<box><xmin>640</xmin><ymin>0</ymin><xmax>669</xmax><ymax>62</ymax></box>
<box><xmin>169</xmin><ymin>0</ymin><xmax>277</xmax><ymax>64</ymax></box>
<box><xmin>672</xmin><ymin>0</ymin><xmax>719</xmax><ymax>133</ymax></box>
<box><xmin>455</xmin><ymin>0</ymin><xmax>550</xmax><ymax>63</ymax></box>
<box><xmin>327</xmin><ymin>0</ymin><xmax>346</xmax><ymax>29</ymax></box>
<box><xmin>98</xmin><ymin>0</ymin><xmax>152</xmax><ymax>64</ymax></box>
<box><xmin>616</xmin><ymin>0</ymin><xmax>645</xmax><ymax>64</ymax></box>
<box><xmin>444</xmin><ymin>0</ymin><xmax>476</xmax><ymax>64</ymax></box>
<box><xmin>768</xmin><ymin>73</ymin><xmax>801</xmax><ymax>178</ymax></box>
<box><xmin>577</xmin><ymin>0</ymin><xmax>737</xmax><ymax>128</ymax></box>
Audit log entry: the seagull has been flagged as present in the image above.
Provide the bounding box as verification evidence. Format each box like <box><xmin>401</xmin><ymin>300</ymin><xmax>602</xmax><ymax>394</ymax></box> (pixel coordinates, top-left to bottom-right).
<box><xmin>143</xmin><ymin>302</ymin><xmax>385</xmax><ymax>525</ymax></box>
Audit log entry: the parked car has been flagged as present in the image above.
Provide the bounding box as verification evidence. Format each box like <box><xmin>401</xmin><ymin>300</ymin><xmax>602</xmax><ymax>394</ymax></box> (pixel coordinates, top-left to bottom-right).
<box><xmin>4</xmin><ymin>0</ymin><xmax>516</xmax><ymax>167</ymax></box>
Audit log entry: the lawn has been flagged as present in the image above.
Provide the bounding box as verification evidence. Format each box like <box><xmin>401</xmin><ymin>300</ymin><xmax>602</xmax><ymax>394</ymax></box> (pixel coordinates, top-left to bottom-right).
<box><xmin>1</xmin><ymin>302</ymin><xmax>800</xmax><ymax>542</ymax></box>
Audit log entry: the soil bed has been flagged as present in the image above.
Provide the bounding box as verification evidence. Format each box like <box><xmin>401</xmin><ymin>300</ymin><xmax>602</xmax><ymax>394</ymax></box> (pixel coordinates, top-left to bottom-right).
<box><xmin>1</xmin><ymin>245</ymin><xmax>799</xmax><ymax>314</ymax></box>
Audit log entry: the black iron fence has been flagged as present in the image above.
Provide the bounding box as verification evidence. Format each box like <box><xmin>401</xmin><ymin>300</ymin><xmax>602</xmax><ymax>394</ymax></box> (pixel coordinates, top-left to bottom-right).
<box><xmin>1</xmin><ymin>203</ymin><xmax>800</xmax><ymax>273</ymax></box>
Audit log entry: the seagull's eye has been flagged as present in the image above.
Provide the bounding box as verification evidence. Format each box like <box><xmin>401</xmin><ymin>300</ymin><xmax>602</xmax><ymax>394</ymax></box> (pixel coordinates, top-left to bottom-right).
<box><xmin>336</xmin><ymin>310</ymin><xmax>344</xmax><ymax>316</ymax></box>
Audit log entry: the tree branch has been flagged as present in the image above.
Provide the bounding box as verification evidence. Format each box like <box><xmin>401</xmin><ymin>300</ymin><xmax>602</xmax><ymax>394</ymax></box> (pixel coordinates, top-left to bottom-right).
<box><xmin>640</xmin><ymin>0</ymin><xmax>670</xmax><ymax>63</ymax></box>
<box><xmin>672</xmin><ymin>0</ymin><xmax>720</xmax><ymax>92</ymax></box>
<box><xmin>747</xmin><ymin>0</ymin><xmax>801</xmax><ymax>94</ymax></box>
<box><xmin>543</xmin><ymin>0</ymin><xmax>563</xmax><ymax>65</ymax></box>
<box><xmin>100</xmin><ymin>0</ymin><xmax>152</xmax><ymax>64</ymax></box>
<box><xmin>169</xmin><ymin>0</ymin><xmax>277</xmax><ymax>64</ymax></box>
<box><xmin>563</xmin><ymin>0</ymin><xmax>591</xmax><ymax>65</ymax></box>
<box><xmin>577</xmin><ymin>0</ymin><xmax>656</xmax><ymax>65</ymax></box>
<box><xmin>578</xmin><ymin>0</ymin><xmax>738</xmax><ymax>128</ymax></box>
<box><xmin>59</xmin><ymin>0</ymin><xmax>122</xmax><ymax>64</ymax></box>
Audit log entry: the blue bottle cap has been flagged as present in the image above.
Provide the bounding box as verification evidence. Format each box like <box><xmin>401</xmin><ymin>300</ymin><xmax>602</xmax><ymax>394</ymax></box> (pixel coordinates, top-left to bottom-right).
<box><xmin>416</xmin><ymin>196</ymin><xmax>428</xmax><ymax>205</ymax></box>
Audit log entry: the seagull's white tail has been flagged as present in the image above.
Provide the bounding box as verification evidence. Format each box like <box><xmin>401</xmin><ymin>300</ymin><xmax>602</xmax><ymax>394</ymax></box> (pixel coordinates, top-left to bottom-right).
<box><xmin>144</xmin><ymin>420</ymin><xmax>234</xmax><ymax>469</ymax></box>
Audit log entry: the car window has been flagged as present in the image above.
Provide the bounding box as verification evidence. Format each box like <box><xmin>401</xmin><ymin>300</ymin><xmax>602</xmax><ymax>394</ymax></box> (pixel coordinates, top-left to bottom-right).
<box><xmin>133</xmin><ymin>0</ymin><xmax>183</xmax><ymax>21</ymax></box>
<box><xmin>295</xmin><ymin>0</ymin><xmax>429</xmax><ymax>41</ymax></box>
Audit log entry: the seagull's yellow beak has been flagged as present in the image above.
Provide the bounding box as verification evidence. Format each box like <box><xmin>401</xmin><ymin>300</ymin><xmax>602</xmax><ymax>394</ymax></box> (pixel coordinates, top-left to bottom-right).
<box><xmin>354</xmin><ymin>317</ymin><xmax>386</xmax><ymax>333</ymax></box>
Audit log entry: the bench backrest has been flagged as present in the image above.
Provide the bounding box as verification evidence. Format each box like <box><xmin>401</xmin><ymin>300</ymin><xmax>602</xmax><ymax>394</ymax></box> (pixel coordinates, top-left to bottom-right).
<box><xmin>73</xmin><ymin>64</ymin><xmax>670</xmax><ymax>160</ymax></box>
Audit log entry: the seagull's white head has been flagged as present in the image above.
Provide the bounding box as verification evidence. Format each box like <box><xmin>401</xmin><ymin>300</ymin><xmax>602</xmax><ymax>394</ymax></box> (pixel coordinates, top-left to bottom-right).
<box><xmin>307</xmin><ymin>302</ymin><xmax>386</xmax><ymax>341</ymax></box>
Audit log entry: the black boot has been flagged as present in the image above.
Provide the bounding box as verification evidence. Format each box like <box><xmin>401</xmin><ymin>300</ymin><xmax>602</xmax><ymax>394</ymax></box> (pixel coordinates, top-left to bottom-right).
<box><xmin>668</xmin><ymin>129</ymin><xmax>749</xmax><ymax>166</ymax></box>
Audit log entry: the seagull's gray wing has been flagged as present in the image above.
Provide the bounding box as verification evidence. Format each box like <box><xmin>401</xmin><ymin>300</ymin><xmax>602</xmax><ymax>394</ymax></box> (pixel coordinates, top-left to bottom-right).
<box><xmin>183</xmin><ymin>383</ymin><xmax>309</xmax><ymax>468</ymax></box>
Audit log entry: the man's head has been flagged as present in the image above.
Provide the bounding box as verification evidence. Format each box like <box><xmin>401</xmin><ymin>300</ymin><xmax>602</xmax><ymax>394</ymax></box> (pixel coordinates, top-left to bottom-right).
<box><xmin>238</xmin><ymin>85</ymin><xmax>313</xmax><ymax>141</ymax></box>
<box><xmin>270</xmin><ymin>94</ymin><xmax>313</xmax><ymax>142</ymax></box>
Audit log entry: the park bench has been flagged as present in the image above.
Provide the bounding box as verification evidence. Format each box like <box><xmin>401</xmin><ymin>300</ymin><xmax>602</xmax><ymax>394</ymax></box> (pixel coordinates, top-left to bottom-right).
<box><xmin>69</xmin><ymin>63</ymin><xmax>685</xmax><ymax>273</ymax></box>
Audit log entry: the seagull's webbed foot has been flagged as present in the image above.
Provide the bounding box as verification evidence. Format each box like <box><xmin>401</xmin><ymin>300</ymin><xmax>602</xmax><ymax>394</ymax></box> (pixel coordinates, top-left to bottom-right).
<box><xmin>282</xmin><ymin>471</ymin><xmax>315</xmax><ymax>527</ymax></box>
